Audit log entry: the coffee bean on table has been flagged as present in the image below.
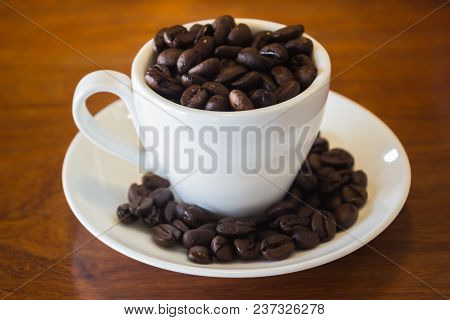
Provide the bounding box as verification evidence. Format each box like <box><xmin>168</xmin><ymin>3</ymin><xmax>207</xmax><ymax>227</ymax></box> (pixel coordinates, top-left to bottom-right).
<box><xmin>291</xmin><ymin>227</ymin><xmax>320</xmax><ymax>249</ymax></box>
<box><xmin>311</xmin><ymin>210</ymin><xmax>336</xmax><ymax>242</ymax></box>
<box><xmin>250</xmin><ymin>89</ymin><xmax>276</xmax><ymax>108</ymax></box>
<box><xmin>351</xmin><ymin>170</ymin><xmax>368</xmax><ymax>187</ymax></box>
<box><xmin>261</xmin><ymin>234</ymin><xmax>295</xmax><ymax>260</ymax></box>
<box><xmin>188</xmin><ymin>246</ymin><xmax>213</xmax><ymax>264</ymax></box>
<box><xmin>211</xmin><ymin>235</ymin><xmax>234</xmax><ymax>262</ymax></box>
<box><xmin>205</xmin><ymin>95</ymin><xmax>230</xmax><ymax>111</ymax></box>
<box><xmin>272</xmin><ymin>25</ymin><xmax>305</xmax><ymax>42</ymax></box>
<box><xmin>116</xmin><ymin>203</ymin><xmax>138</xmax><ymax>224</ymax></box>
<box><xmin>180</xmin><ymin>84</ymin><xmax>209</xmax><ymax>109</ymax></box>
<box><xmin>271</xmin><ymin>66</ymin><xmax>295</xmax><ymax>86</ymax></box>
<box><xmin>334</xmin><ymin>203</ymin><xmax>359</xmax><ymax>230</ymax></box>
<box><xmin>285</xmin><ymin>36</ymin><xmax>314</xmax><ymax>56</ymax></box>
<box><xmin>274</xmin><ymin>80</ymin><xmax>301</xmax><ymax>102</ymax></box>
<box><xmin>234</xmin><ymin>238</ymin><xmax>260</xmax><ymax>260</ymax></box>
<box><xmin>321</xmin><ymin>148</ymin><xmax>354</xmax><ymax>169</ymax></box>
<box><xmin>151</xmin><ymin>224</ymin><xmax>182</xmax><ymax>247</ymax></box>
<box><xmin>148</xmin><ymin>187</ymin><xmax>173</xmax><ymax>208</ymax></box>
<box><xmin>229</xmin><ymin>89</ymin><xmax>254</xmax><ymax>111</ymax></box>
<box><xmin>216</xmin><ymin>218</ymin><xmax>256</xmax><ymax>237</ymax></box>
<box><xmin>142</xmin><ymin>172</ymin><xmax>170</xmax><ymax>190</ymax></box>
<box><xmin>182</xmin><ymin>228</ymin><xmax>216</xmax><ymax>249</ymax></box>
<box><xmin>260</xmin><ymin>43</ymin><xmax>289</xmax><ymax>64</ymax></box>
<box><xmin>342</xmin><ymin>184</ymin><xmax>368</xmax><ymax>208</ymax></box>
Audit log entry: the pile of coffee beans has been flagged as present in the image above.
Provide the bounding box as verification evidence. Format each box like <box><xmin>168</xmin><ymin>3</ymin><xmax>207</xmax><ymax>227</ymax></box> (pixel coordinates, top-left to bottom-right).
<box><xmin>116</xmin><ymin>134</ymin><xmax>368</xmax><ymax>264</ymax></box>
<box><xmin>145</xmin><ymin>15</ymin><xmax>317</xmax><ymax>111</ymax></box>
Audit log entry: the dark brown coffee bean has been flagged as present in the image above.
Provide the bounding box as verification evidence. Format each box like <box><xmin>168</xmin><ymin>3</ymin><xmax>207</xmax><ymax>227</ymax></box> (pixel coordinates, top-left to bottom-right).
<box><xmin>216</xmin><ymin>217</ymin><xmax>256</xmax><ymax>237</ymax></box>
<box><xmin>141</xmin><ymin>205</ymin><xmax>161</xmax><ymax>228</ymax></box>
<box><xmin>205</xmin><ymin>95</ymin><xmax>230</xmax><ymax>111</ymax></box>
<box><xmin>180</xmin><ymin>205</ymin><xmax>211</xmax><ymax>228</ymax></box>
<box><xmin>352</xmin><ymin>170</ymin><xmax>368</xmax><ymax>187</ymax></box>
<box><xmin>303</xmin><ymin>192</ymin><xmax>321</xmax><ymax>208</ymax></box>
<box><xmin>274</xmin><ymin>80</ymin><xmax>301</xmax><ymax>102</ymax></box>
<box><xmin>163</xmin><ymin>201</ymin><xmax>177</xmax><ymax>223</ymax></box>
<box><xmin>229</xmin><ymin>90</ymin><xmax>254</xmax><ymax>111</ymax></box>
<box><xmin>150</xmin><ymin>64</ymin><xmax>172</xmax><ymax>78</ymax></box>
<box><xmin>271</xmin><ymin>66</ymin><xmax>295</xmax><ymax>85</ymax></box>
<box><xmin>149</xmin><ymin>187</ymin><xmax>173</xmax><ymax>208</ymax></box>
<box><xmin>318</xmin><ymin>167</ymin><xmax>344</xmax><ymax>194</ymax></box>
<box><xmin>233</xmin><ymin>238</ymin><xmax>260</xmax><ymax>260</ymax></box>
<box><xmin>154</xmin><ymin>28</ymin><xmax>167</xmax><ymax>53</ymax></box>
<box><xmin>212</xmin><ymin>16</ymin><xmax>235</xmax><ymax>45</ymax></box>
<box><xmin>256</xmin><ymin>230</ymin><xmax>279</xmax><ymax>242</ymax></box>
<box><xmin>322</xmin><ymin>191</ymin><xmax>343</xmax><ymax>211</ymax></box>
<box><xmin>294</xmin><ymin>65</ymin><xmax>317</xmax><ymax>90</ymax></box>
<box><xmin>180</xmin><ymin>74</ymin><xmax>206</xmax><ymax>87</ymax></box>
<box><xmin>285</xmin><ymin>36</ymin><xmax>314</xmax><ymax>56</ymax></box>
<box><xmin>151</xmin><ymin>224</ymin><xmax>182</xmax><ymax>247</ymax></box>
<box><xmin>279</xmin><ymin>214</ymin><xmax>310</xmax><ymax>235</ymax></box>
<box><xmin>292</xmin><ymin>227</ymin><xmax>320</xmax><ymax>249</ymax></box>
<box><xmin>163</xmin><ymin>25</ymin><xmax>187</xmax><ymax>48</ymax></box>
<box><xmin>183</xmin><ymin>228</ymin><xmax>216</xmax><ymax>249</ymax></box>
<box><xmin>173</xmin><ymin>30</ymin><xmax>197</xmax><ymax>48</ymax></box>
<box><xmin>266</xmin><ymin>201</ymin><xmax>296</xmax><ymax>219</ymax></box>
<box><xmin>195</xmin><ymin>24</ymin><xmax>214</xmax><ymax>43</ymax></box>
<box><xmin>231</xmin><ymin>71</ymin><xmax>261</xmax><ymax>90</ymax></box>
<box><xmin>142</xmin><ymin>172</ymin><xmax>170</xmax><ymax>190</ymax></box>
<box><xmin>296</xmin><ymin>172</ymin><xmax>318</xmax><ymax>191</ymax></box>
<box><xmin>334</xmin><ymin>203</ymin><xmax>359</xmax><ymax>230</ymax></box>
<box><xmin>172</xmin><ymin>219</ymin><xmax>190</xmax><ymax>233</ymax></box>
<box><xmin>284</xmin><ymin>185</ymin><xmax>302</xmax><ymax>205</ymax></box>
<box><xmin>213</xmin><ymin>15</ymin><xmax>235</xmax><ymax>29</ymax></box>
<box><xmin>211</xmin><ymin>235</ymin><xmax>234</xmax><ymax>262</ymax></box>
<box><xmin>194</xmin><ymin>36</ymin><xmax>214</xmax><ymax>58</ymax></box>
<box><xmin>260</xmin><ymin>73</ymin><xmax>278</xmax><ymax>92</ymax></box>
<box><xmin>250</xmin><ymin>89</ymin><xmax>276</xmax><ymax>108</ymax></box>
<box><xmin>177</xmin><ymin>48</ymin><xmax>201</xmax><ymax>74</ymax></box>
<box><xmin>311</xmin><ymin>210</ymin><xmax>336</xmax><ymax>242</ymax></box>
<box><xmin>307</xmin><ymin>153</ymin><xmax>323</xmax><ymax>172</ymax></box>
<box><xmin>321</xmin><ymin>148</ymin><xmax>354</xmax><ymax>169</ymax></box>
<box><xmin>202</xmin><ymin>81</ymin><xmax>229</xmax><ymax>97</ymax></box>
<box><xmin>311</xmin><ymin>136</ymin><xmax>329</xmax><ymax>154</ymax></box>
<box><xmin>175</xmin><ymin>203</ymin><xmax>189</xmax><ymax>218</ymax></box>
<box><xmin>269</xmin><ymin>215</ymin><xmax>282</xmax><ymax>229</ymax></box>
<box><xmin>188</xmin><ymin>246</ymin><xmax>212</xmax><ymax>264</ymax></box>
<box><xmin>214</xmin><ymin>64</ymin><xmax>247</xmax><ymax>83</ymax></box>
<box><xmin>290</xmin><ymin>54</ymin><xmax>314</xmax><ymax>69</ymax></box>
<box><xmin>272</xmin><ymin>25</ymin><xmax>304</xmax><ymax>42</ymax></box>
<box><xmin>260</xmin><ymin>43</ymin><xmax>289</xmax><ymax>64</ymax></box>
<box><xmin>116</xmin><ymin>203</ymin><xmax>138</xmax><ymax>224</ymax></box>
<box><xmin>189</xmin><ymin>23</ymin><xmax>203</xmax><ymax>34</ymax></box>
<box><xmin>227</xmin><ymin>23</ymin><xmax>252</xmax><ymax>47</ymax></box>
<box><xmin>145</xmin><ymin>67</ymin><xmax>183</xmax><ymax>99</ymax></box>
<box><xmin>261</xmin><ymin>234</ymin><xmax>295</xmax><ymax>260</ymax></box>
<box><xmin>215</xmin><ymin>45</ymin><xmax>242</xmax><ymax>59</ymax></box>
<box><xmin>236</xmin><ymin>50</ymin><xmax>275</xmax><ymax>70</ymax></box>
<box><xmin>342</xmin><ymin>184</ymin><xmax>368</xmax><ymax>208</ymax></box>
<box><xmin>188</xmin><ymin>58</ymin><xmax>220</xmax><ymax>79</ymax></box>
<box><xmin>296</xmin><ymin>206</ymin><xmax>315</xmax><ymax>222</ymax></box>
<box><xmin>197</xmin><ymin>222</ymin><xmax>217</xmax><ymax>231</ymax></box>
<box><xmin>134</xmin><ymin>197</ymin><xmax>154</xmax><ymax>217</ymax></box>
<box><xmin>128</xmin><ymin>183</ymin><xmax>145</xmax><ymax>206</ymax></box>
<box><xmin>252</xmin><ymin>30</ymin><xmax>273</xmax><ymax>49</ymax></box>
<box><xmin>180</xmin><ymin>84</ymin><xmax>208</xmax><ymax>109</ymax></box>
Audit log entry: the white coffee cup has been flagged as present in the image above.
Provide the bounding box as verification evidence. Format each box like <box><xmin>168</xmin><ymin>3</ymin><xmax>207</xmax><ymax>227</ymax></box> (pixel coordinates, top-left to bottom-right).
<box><xmin>72</xmin><ymin>18</ymin><xmax>331</xmax><ymax>217</ymax></box>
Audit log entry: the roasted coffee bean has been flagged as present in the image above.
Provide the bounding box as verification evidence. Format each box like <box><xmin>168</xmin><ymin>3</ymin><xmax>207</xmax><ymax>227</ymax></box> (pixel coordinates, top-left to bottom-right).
<box><xmin>171</xmin><ymin>219</ymin><xmax>190</xmax><ymax>233</ymax></box>
<box><xmin>116</xmin><ymin>203</ymin><xmax>138</xmax><ymax>224</ymax></box>
<box><xmin>180</xmin><ymin>205</ymin><xmax>211</xmax><ymax>228</ymax></box>
<box><xmin>216</xmin><ymin>218</ymin><xmax>256</xmax><ymax>237</ymax></box>
<box><xmin>285</xmin><ymin>36</ymin><xmax>313</xmax><ymax>56</ymax></box>
<box><xmin>164</xmin><ymin>201</ymin><xmax>177</xmax><ymax>223</ymax></box>
<box><xmin>214</xmin><ymin>64</ymin><xmax>247</xmax><ymax>83</ymax></box>
<box><xmin>189</xmin><ymin>23</ymin><xmax>203</xmax><ymax>35</ymax></box>
<box><xmin>149</xmin><ymin>187</ymin><xmax>173</xmax><ymax>208</ymax></box>
<box><xmin>177</xmin><ymin>48</ymin><xmax>201</xmax><ymax>74</ymax></box>
<box><xmin>188</xmin><ymin>58</ymin><xmax>220</xmax><ymax>79</ymax></box>
<box><xmin>211</xmin><ymin>235</ymin><xmax>234</xmax><ymax>262</ymax></box>
<box><xmin>284</xmin><ymin>185</ymin><xmax>302</xmax><ymax>205</ymax></box>
<box><xmin>213</xmin><ymin>15</ymin><xmax>236</xmax><ymax>29</ymax></box>
<box><xmin>151</xmin><ymin>224</ymin><xmax>182</xmax><ymax>247</ymax></box>
<box><xmin>173</xmin><ymin>30</ymin><xmax>197</xmax><ymax>48</ymax></box>
<box><xmin>311</xmin><ymin>136</ymin><xmax>329</xmax><ymax>154</ymax></box>
<box><xmin>297</xmin><ymin>206</ymin><xmax>316</xmax><ymax>221</ymax></box>
<box><xmin>311</xmin><ymin>210</ymin><xmax>336</xmax><ymax>242</ymax></box>
<box><xmin>250</xmin><ymin>89</ymin><xmax>276</xmax><ymax>108</ymax></box>
<box><xmin>303</xmin><ymin>193</ymin><xmax>321</xmax><ymax>208</ymax></box>
<box><xmin>236</xmin><ymin>50</ymin><xmax>275</xmax><ymax>70</ymax></box>
<box><xmin>272</xmin><ymin>25</ymin><xmax>304</xmax><ymax>42</ymax></box>
<box><xmin>234</xmin><ymin>238</ymin><xmax>260</xmax><ymax>260</ymax></box>
<box><xmin>134</xmin><ymin>197</ymin><xmax>154</xmax><ymax>217</ymax></box>
<box><xmin>318</xmin><ymin>167</ymin><xmax>344</xmax><ymax>194</ymax></box>
<box><xmin>197</xmin><ymin>222</ymin><xmax>217</xmax><ymax>231</ymax></box>
<box><xmin>180</xmin><ymin>85</ymin><xmax>209</xmax><ymax>109</ymax></box>
<box><xmin>274</xmin><ymin>80</ymin><xmax>301</xmax><ymax>102</ymax></box>
<box><xmin>351</xmin><ymin>170</ymin><xmax>368</xmax><ymax>187</ymax></box>
<box><xmin>215</xmin><ymin>45</ymin><xmax>242</xmax><ymax>59</ymax></box>
<box><xmin>141</xmin><ymin>205</ymin><xmax>162</xmax><ymax>228</ymax></box>
<box><xmin>182</xmin><ymin>228</ymin><xmax>216</xmax><ymax>249</ymax></box>
<box><xmin>290</xmin><ymin>54</ymin><xmax>314</xmax><ymax>69</ymax></box>
<box><xmin>175</xmin><ymin>203</ymin><xmax>189</xmax><ymax>218</ymax></box>
<box><xmin>321</xmin><ymin>148</ymin><xmax>354</xmax><ymax>169</ymax></box>
<box><xmin>342</xmin><ymin>184</ymin><xmax>368</xmax><ymax>208</ymax></box>
<box><xmin>279</xmin><ymin>214</ymin><xmax>310</xmax><ymax>235</ymax></box>
<box><xmin>260</xmin><ymin>43</ymin><xmax>289</xmax><ymax>64</ymax></box>
<box><xmin>195</xmin><ymin>24</ymin><xmax>214</xmax><ymax>43</ymax></box>
<box><xmin>163</xmin><ymin>25</ymin><xmax>187</xmax><ymax>48</ymax></box>
<box><xmin>142</xmin><ymin>172</ymin><xmax>170</xmax><ymax>190</ymax></box>
<box><xmin>271</xmin><ymin>66</ymin><xmax>295</xmax><ymax>85</ymax></box>
<box><xmin>145</xmin><ymin>67</ymin><xmax>183</xmax><ymax>99</ymax></box>
<box><xmin>292</xmin><ymin>227</ymin><xmax>320</xmax><ymax>249</ymax></box>
<box><xmin>334</xmin><ymin>203</ymin><xmax>359</xmax><ymax>230</ymax></box>
<box><xmin>229</xmin><ymin>89</ymin><xmax>254</xmax><ymax>111</ymax></box>
<box><xmin>150</xmin><ymin>64</ymin><xmax>172</xmax><ymax>78</ymax></box>
<box><xmin>269</xmin><ymin>215</ymin><xmax>282</xmax><ymax>229</ymax></box>
<box><xmin>180</xmin><ymin>73</ymin><xmax>206</xmax><ymax>87</ymax></box>
<box><xmin>227</xmin><ymin>23</ymin><xmax>252</xmax><ymax>47</ymax></box>
<box><xmin>296</xmin><ymin>172</ymin><xmax>318</xmax><ymax>191</ymax></box>
<box><xmin>205</xmin><ymin>95</ymin><xmax>230</xmax><ymax>111</ymax></box>
<box><xmin>266</xmin><ymin>201</ymin><xmax>296</xmax><ymax>219</ymax></box>
<box><xmin>231</xmin><ymin>71</ymin><xmax>261</xmax><ymax>90</ymax></box>
<box><xmin>260</xmin><ymin>73</ymin><xmax>278</xmax><ymax>92</ymax></box>
<box><xmin>213</xmin><ymin>15</ymin><xmax>235</xmax><ymax>45</ymax></box>
<box><xmin>322</xmin><ymin>191</ymin><xmax>343</xmax><ymax>211</ymax></box>
<box><xmin>154</xmin><ymin>28</ymin><xmax>168</xmax><ymax>53</ymax></box>
<box><xmin>128</xmin><ymin>183</ymin><xmax>145</xmax><ymax>207</ymax></box>
<box><xmin>307</xmin><ymin>153</ymin><xmax>323</xmax><ymax>172</ymax></box>
<box><xmin>194</xmin><ymin>36</ymin><xmax>215</xmax><ymax>58</ymax></box>
<box><xmin>261</xmin><ymin>234</ymin><xmax>295</xmax><ymax>260</ymax></box>
<box><xmin>188</xmin><ymin>245</ymin><xmax>212</xmax><ymax>264</ymax></box>
<box><xmin>256</xmin><ymin>230</ymin><xmax>279</xmax><ymax>242</ymax></box>
<box><xmin>294</xmin><ymin>64</ymin><xmax>317</xmax><ymax>89</ymax></box>
<box><xmin>252</xmin><ymin>30</ymin><xmax>273</xmax><ymax>49</ymax></box>
<box><xmin>202</xmin><ymin>81</ymin><xmax>229</xmax><ymax>97</ymax></box>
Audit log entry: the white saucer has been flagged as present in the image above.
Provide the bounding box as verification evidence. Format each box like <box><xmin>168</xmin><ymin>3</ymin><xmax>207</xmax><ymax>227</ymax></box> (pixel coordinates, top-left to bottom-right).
<box><xmin>62</xmin><ymin>91</ymin><xmax>411</xmax><ymax>278</ymax></box>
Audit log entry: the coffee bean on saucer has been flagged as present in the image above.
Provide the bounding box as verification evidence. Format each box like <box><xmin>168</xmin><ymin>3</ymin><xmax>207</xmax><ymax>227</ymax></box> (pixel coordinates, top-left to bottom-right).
<box><xmin>188</xmin><ymin>58</ymin><xmax>220</xmax><ymax>79</ymax></box>
<box><xmin>296</xmin><ymin>172</ymin><xmax>318</xmax><ymax>191</ymax></box>
<box><xmin>163</xmin><ymin>201</ymin><xmax>177</xmax><ymax>223</ymax></box>
<box><xmin>342</xmin><ymin>184</ymin><xmax>368</xmax><ymax>208</ymax></box>
<box><xmin>188</xmin><ymin>246</ymin><xmax>213</xmax><ymax>264</ymax></box>
<box><xmin>274</xmin><ymin>80</ymin><xmax>301</xmax><ymax>102</ymax></box>
<box><xmin>261</xmin><ymin>234</ymin><xmax>295</xmax><ymax>260</ymax></box>
<box><xmin>151</xmin><ymin>224</ymin><xmax>182</xmax><ymax>247</ymax></box>
<box><xmin>211</xmin><ymin>235</ymin><xmax>234</xmax><ymax>262</ymax></box>
<box><xmin>311</xmin><ymin>210</ymin><xmax>336</xmax><ymax>242</ymax></box>
<box><xmin>284</xmin><ymin>185</ymin><xmax>302</xmax><ymax>205</ymax></box>
<box><xmin>318</xmin><ymin>167</ymin><xmax>344</xmax><ymax>194</ymax></box>
<box><xmin>234</xmin><ymin>238</ymin><xmax>260</xmax><ymax>260</ymax></box>
<box><xmin>180</xmin><ymin>85</ymin><xmax>209</xmax><ymax>109</ymax></box>
<box><xmin>250</xmin><ymin>89</ymin><xmax>276</xmax><ymax>108</ymax></box>
<box><xmin>307</xmin><ymin>153</ymin><xmax>323</xmax><ymax>172</ymax></box>
<box><xmin>216</xmin><ymin>218</ymin><xmax>256</xmax><ymax>237</ymax></box>
<box><xmin>252</xmin><ymin>30</ymin><xmax>273</xmax><ymax>49</ymax></box>
<box><xmin>142</xmin><ymin>172</ymin><xmax>170</xmax><ymax>190</ymax></box>
<box><xmin>321</xmin><ymin>148</ymin><xmax>354</xmax><ymax>169</ymax></box>
<box><xmin>279</xmin><ymin>214</ymin><xmax>309</xmax><ymax>235</ymax></box>
<box><xmin>180</xmin><ymin>205</ymin><xmax>211</xmax><ymax>228</ymax></box>
<box><xmin>116</xmin><ymin>203</ymin><xmax>138</xmax><ymax>224</ymax></box>
<box><xmin>215</xmin><ymin>45</ymin><xmax>242</xmax><ymax>59</ymax></box>
<box><xmin>172</xmin><ymin>219</ymin><xmax>190</xmax><ymax>233</ymax></box>
<box><xmin>229</xmin><ymin>89</ymin><xmax>254</xmax><ymax>111</ymax></box>
<box><xmin>128</xmin><ymin>183</ymin><xmax>145</xmax><ymax>207</ymax></box>
<box><xmin>270</xmin><ymin>66</ymin><xmax>295</xmax><ymax>86</ymax></box>
<box><xmin>149</xmin><ymin>187</ymin><xmax>173</xmax><ymax>208</ymax></box>
<box><xmin>322</xmin><ymin>191</ymin><xmax>343</xmax><ymax>211</ymax></box>
<box><xmin>351</xmin><ymin>170</ymin><xmax>368</xmax><ymax>187</ymax></box>
<box><xmin>260</xmin><ymin>43</ymin><xmax>289</xmax><ymax>64</ymax></box>
<box><xmin>334</xmin><ymin>203</ymin><xmax>359</xmax><ymax>230</ymax></box>
<box><xmin>285</xmin><ymin>36</ymin><xmax>314</xmax><ymax>56</ymax></box>
<box><xmin>141</xmin><ymin>205</ymin><xmax>162</xmax><ymax>228</ymax></box>
<box><xmin>291</xmin><ymin>227</ymin><xmax>320</xmax><ymax>249</ymax></box>
<box><xmin>266</xmin><ymin>201</ymin><xmax>296</xmax><ymax>219</ymax></box>
<box><xmin>197</xmin><ymin>222</ymin><xmax>217</xmax><ymax>231</ymax></box>
<box><xmin>310</xmin><ymin>136</ymin><xmax>329</xmax><ymax>154</ymax></box>
<box><xmin>182</xmin><ymin>228</ymin><xmax>216</xmax><ymax>249</ymax></box>
<box><xmin>227</xmin><ymin>23</ymin><xmax>252</xmax><ymax>47</ymax></box>
<box><xmin>202</xmin><ymin>81</ymin><xmax>229</xmax><ymax>97</ymax></box>
<box><xmin>256</xmin><ymin>230</ymin><xmax>279</xmax><ymax>242</ymax></box>
<box><xmin>134</xmin><ymin>197</ymin><xmax>154</xmax><ymax>217</ymax></box>
<box><xmin>272</xmin><ymin>25</ymin><xmax>304</xmax><ymax>42</ymax></box>
<box><xmin>303</xmin><ymin>192</ymin><xmax>321</xmax><ymax>208</ymax></box>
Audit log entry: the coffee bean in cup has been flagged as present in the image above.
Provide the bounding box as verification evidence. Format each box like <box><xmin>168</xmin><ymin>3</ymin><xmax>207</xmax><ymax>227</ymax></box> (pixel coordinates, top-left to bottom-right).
<box><xmin>145</xmin><ymin>15</ymin><xmax>318</xmax><ymax>111</ymax></box>
<box><xmin>115</xmin><ymin>134</ymin><xmax>368</xmax><ymax>264</ymax></box>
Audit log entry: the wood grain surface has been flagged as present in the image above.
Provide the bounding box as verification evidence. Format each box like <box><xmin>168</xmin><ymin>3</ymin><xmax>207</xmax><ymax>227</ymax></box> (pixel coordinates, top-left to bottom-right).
<box><xmin>0</xmin><ymin>0</ymin><xmax>449</xmax><ymax>299</ymax></box>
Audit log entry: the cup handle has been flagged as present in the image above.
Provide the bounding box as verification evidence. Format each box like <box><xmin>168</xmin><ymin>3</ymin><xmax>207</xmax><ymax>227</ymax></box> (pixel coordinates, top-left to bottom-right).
<box><xmin>72</xmin><ymin>70</ymin><xmax>142</xmax><ymax>167</ymax></box>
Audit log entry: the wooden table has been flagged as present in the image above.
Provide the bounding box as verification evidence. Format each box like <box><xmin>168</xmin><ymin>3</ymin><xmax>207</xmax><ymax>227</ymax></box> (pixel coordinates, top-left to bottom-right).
<box><xmin>1</xmin><ymin>0</ymin><xmax>449</xmax><ymax>299</ymax></box>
